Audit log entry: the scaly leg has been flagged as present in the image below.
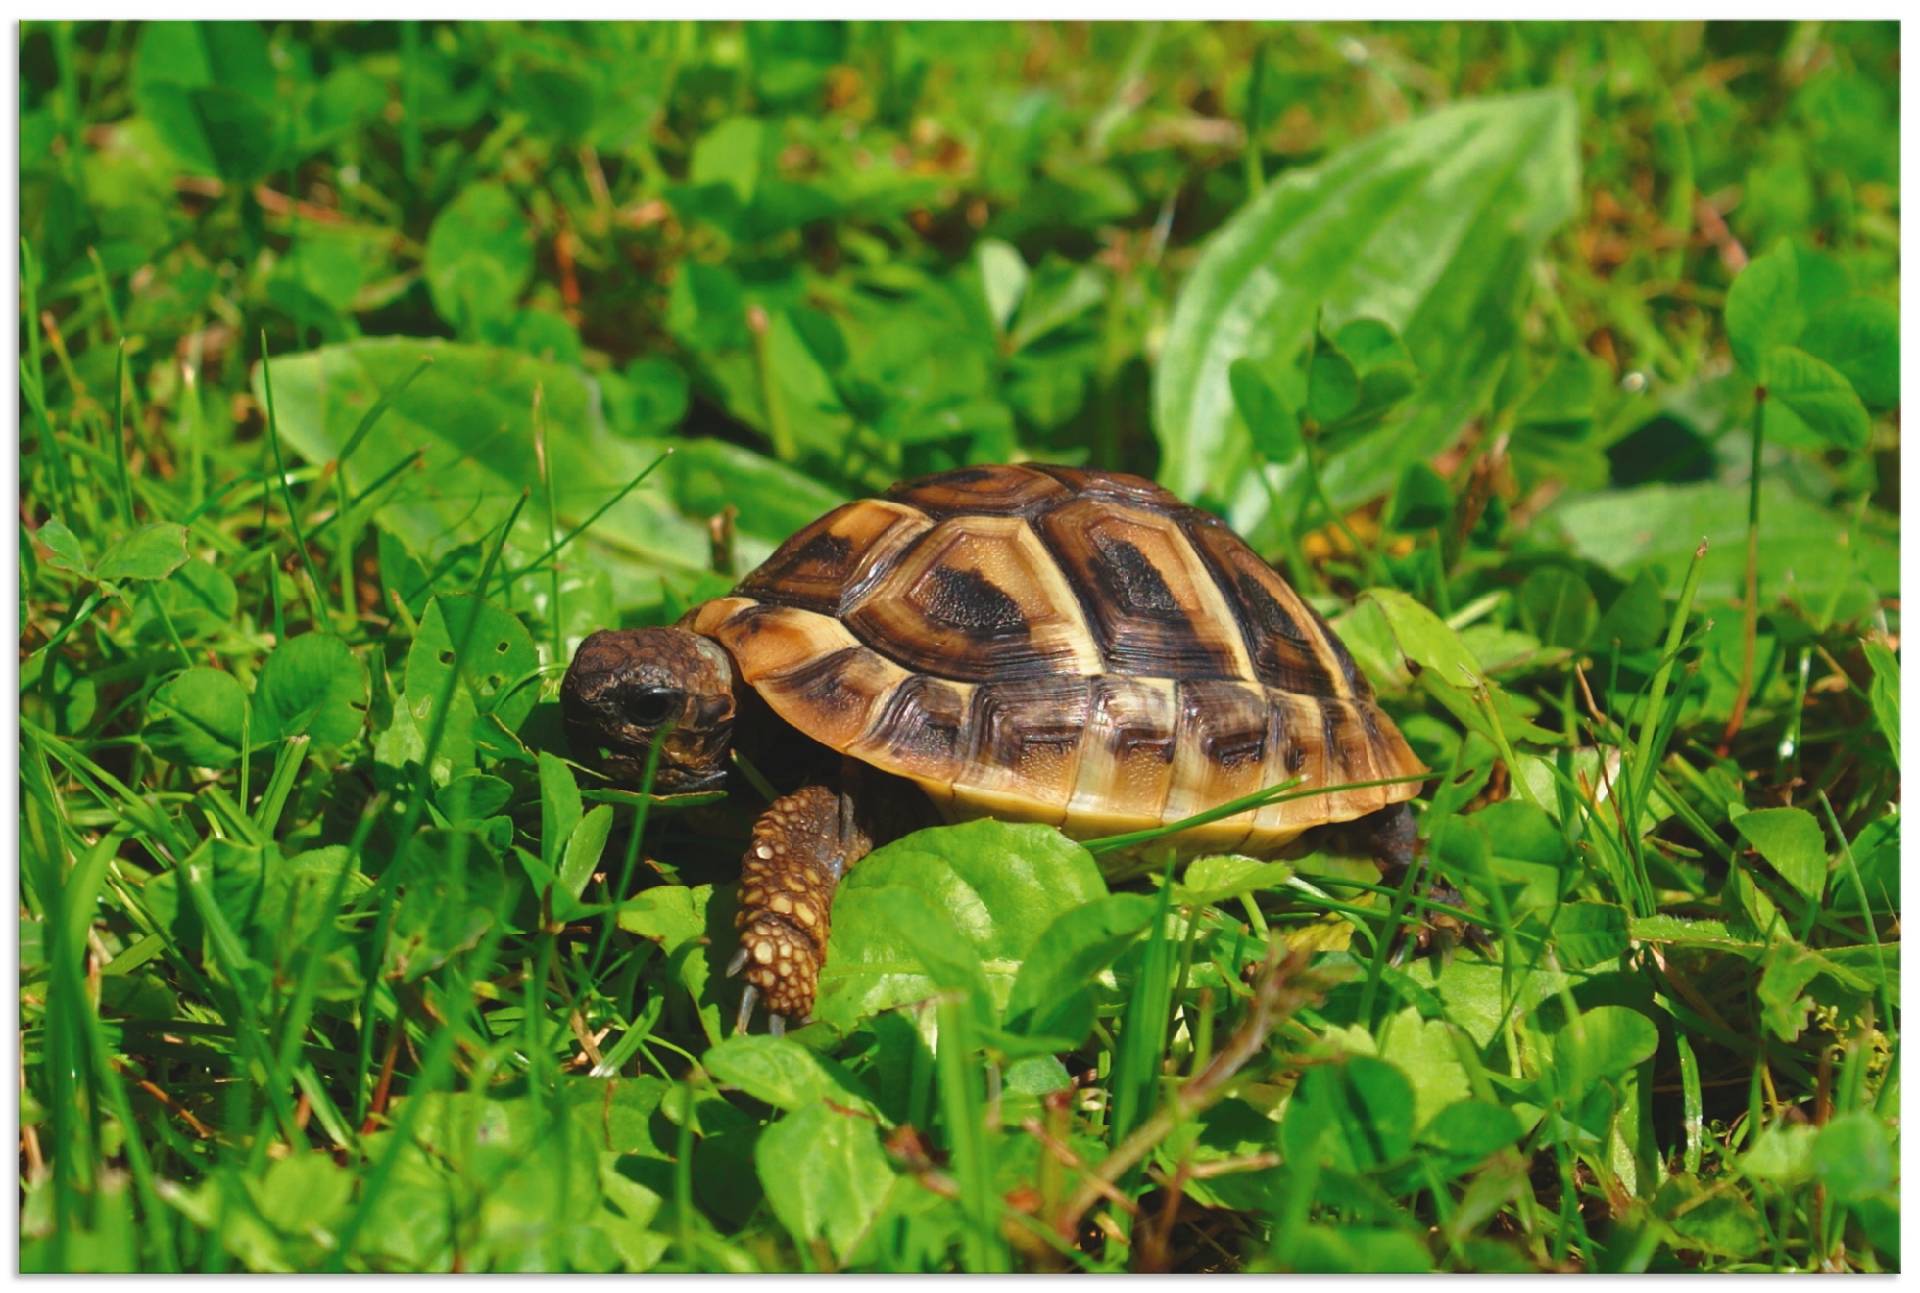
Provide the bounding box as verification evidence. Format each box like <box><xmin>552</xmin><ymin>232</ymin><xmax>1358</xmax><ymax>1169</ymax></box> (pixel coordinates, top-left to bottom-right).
<box><xmin>729</xmin><ymin>782</ymin><xmax>874</xmax><ymax>1031</ymax></box>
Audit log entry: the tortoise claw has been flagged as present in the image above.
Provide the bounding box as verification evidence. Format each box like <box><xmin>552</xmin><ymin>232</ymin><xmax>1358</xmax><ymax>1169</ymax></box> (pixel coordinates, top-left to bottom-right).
<box><xmin>735</xmin><ymin>984</ymin><xmax>760</xmax><ymax>1036</ymax></box>
<box><xmin>768</xmin><ymin>1014</ymin><xmax>787</xmax><ymax>1038</ymax></box>
<box><xmin>726</xmin><ymin>945</ymin><xmax>750</xmax><ymax>978</ymax></box>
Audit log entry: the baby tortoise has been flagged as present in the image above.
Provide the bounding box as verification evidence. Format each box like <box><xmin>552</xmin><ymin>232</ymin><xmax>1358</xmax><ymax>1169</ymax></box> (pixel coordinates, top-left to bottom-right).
<box><xmin>563</xmin><ymin>463</ymin><xmax>1428</xmax><ymax>1031</ymax></box>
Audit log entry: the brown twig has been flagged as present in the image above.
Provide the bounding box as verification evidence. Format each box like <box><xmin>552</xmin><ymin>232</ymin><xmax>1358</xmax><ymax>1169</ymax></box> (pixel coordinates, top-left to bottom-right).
<box><xmin>1049</xmin><ymin>943</ymin><xmax>1319</xmax><ymax>1241</ymax></box>
<box><xmin>113</xmin><ymin>1060</ymin><xmax>215</xmax><ymax>1140</ymax></box>
<box><xmin>360</xmin><ymin>1019</ymin><xmax>403</xmax><ymax>1134</ymax></box>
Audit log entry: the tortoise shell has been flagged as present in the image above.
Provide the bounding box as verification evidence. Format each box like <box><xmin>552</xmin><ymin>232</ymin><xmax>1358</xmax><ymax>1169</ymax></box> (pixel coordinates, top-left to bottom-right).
<box><xmin>685</xmin><ymin>463</ymin><xmax>1422</xmax><ymax>859</ymax></box>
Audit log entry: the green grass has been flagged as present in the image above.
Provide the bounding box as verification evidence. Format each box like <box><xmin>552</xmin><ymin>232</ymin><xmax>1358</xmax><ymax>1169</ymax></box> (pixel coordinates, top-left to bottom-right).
<box><xmin>18</xmin><ymin>19</ymin><xmax>1900</xmax><ymax>1273</ymax></box>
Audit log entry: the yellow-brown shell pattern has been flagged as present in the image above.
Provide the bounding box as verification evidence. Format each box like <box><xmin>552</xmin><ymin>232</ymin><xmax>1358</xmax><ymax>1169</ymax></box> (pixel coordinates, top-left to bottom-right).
<box><xmin>691</xmin><ymin>464</ymin><xmax>1423</xmax><ymax>853</ymax></box>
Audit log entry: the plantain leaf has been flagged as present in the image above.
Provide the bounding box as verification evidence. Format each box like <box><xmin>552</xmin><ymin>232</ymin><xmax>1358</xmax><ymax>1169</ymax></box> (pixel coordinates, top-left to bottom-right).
<box><xmin>1155</xmin><ymin>91</ymin><xmax>1578</xmax><ymax>540</ymax></box>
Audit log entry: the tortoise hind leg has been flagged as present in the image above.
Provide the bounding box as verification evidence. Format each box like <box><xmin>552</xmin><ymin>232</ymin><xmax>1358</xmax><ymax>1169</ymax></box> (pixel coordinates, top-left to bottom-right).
<box><xmin>1364</xmin><ymin>802</ymin><xmax>1484</xmax><ymax>960</ymax></box>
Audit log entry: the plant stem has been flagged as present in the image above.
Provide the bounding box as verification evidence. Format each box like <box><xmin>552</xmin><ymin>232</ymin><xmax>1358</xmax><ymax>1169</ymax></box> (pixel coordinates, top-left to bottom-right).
<box><xmin>1719</xmin><ymin>389</ymin><xmax>1765</xmax><ymax>754</ymax></box>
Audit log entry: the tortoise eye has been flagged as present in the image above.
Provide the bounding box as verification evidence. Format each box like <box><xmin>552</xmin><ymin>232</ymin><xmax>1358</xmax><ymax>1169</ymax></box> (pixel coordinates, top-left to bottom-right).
<box><xmin>626</xmin><ymin>687</ymin><xmax>681</xmax><ymax>726</ymax></box>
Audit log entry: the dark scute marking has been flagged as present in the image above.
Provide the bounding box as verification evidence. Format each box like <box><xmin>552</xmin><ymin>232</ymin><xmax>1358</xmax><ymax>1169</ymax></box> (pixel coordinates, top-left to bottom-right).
<box><xmin>871</xmin><ymin>675</ymin><xmax>965</xmax><ymax>768</ymax></box>
<box><xmin>1028</xmin><ymin>464</ymin><xmax>1179</xmax><ymax>508</ymax></box>
<box><xmin>792</xmin><ymin>530</ymin><xmax>854</xmax><ymax>570</ymax></box>
<box><xmin>1320</xmin><ymin>699</ymin><xmax>1353</xmax><ymax>777</ymax></box>
<box><xmin>973</xmin><ymin>680</ymin><xmax>1090</xmax><ymax>764</ymax></box>
<box><xmin>1230</xmin><ymin>571</ymin><xmax>1340</xmax><ymax>696</ymax></box>
<box><xmin>1236</xmin><ymin>572</ymin><xmax>1311</xmax><ymax>645</ymax></box>
<box><xmin>921</xmin><ymin>565</ymin><xmax>1030</xmax><ymax>637</ymax></box>
<box><xmin>721</xmin><ymin>601</ymin><xmax>785</xmax><ymax>639</ymax></box>
<box><xmin>929</xmin><ymin>466</ymin><xmax>996</xmax><ymax>486</ymax></box>
<box><xmin>776</xmin><ymin>647</ymin><xmax>869</xmax><ymax>709</ymax></box>
<box><xmin>1311</xmin><ymin>601</ymin><xmax>1368</xmax><ymax>696</ymax></box>
<box><xmin>1092</xmin><ymin>680</ymin><xmax>1178</xmax><ymax>766</ymax></box>
<box><xmin>1093</xmin><ymin>533</ymin><xmax>1181</xmax><ymax>614</ymax></box>
<box><xmin>1204</xmin><ymin>726</ymin><xmax>1266</xmax><ymax>769</ymax></box>
<box><xmin>888</xmin><ymin>464</ymin><xmax>1062</xmax><ymax>516</ymax></box>
<box><xmin>1286</xmin><ymin>744</ymin><xmax>1308</xmax><ymax>774</ymax></box>
<box><xmin>1182</xmin><ymin>682</ymin><xmax>1269</xmax><ymax>770</ymax></box>
<box><xmin>1040</xmin><ymin>507</ymin><xmax>1238</xmax><ymax>680</ymax></box>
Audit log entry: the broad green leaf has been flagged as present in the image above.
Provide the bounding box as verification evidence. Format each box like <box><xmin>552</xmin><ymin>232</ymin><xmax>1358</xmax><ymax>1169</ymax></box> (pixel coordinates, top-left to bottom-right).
<box><xmin>1334</xmin><ymin>316</ymin><xmax>1419</xmax><ymax>411</ymax></box>
<box><xmin>1376</xmin><ymin>1009</ymin><xmax>1472</xmax><ymax>1130</ymax></box>
<box><xmin>1176</xmin><ymin>854</ymin><xmax>1295</xmax><ymax>905</ymax></box>
<box><xmin>132</xmin><ymin>558</ymin><xmax>239</xmax><ymax>642</ymax></box>
<box><xmin>1740</xmin><ymin>1122</ymin><xmax>1817</xmax><ymax>1186</ymax></box>
<box><xmin>1416</xmin><ymin>1099</ymin><xmax>1522</xmax><ymax>1169</ymax></box>
<box><xmin>34</xmin><ymin>519</ymin><xmax>90</xmax><ymax>575</ymax></box>
<box><xmin>424</xmin><ymin>183</ymin><xmax>533</xmax><ymax>333</ymax></box>
<box><xmin>1733</xmin><ymin>807</ymin><xmax>1827</xmax><ymax>901</ymax></box>
<box><xmin>1755</xmin><ymin>943</ymin><xmax>1823</xmax><ymax>1041</ymax></box>
<box><xmin>385</xmin><ymin>829</ymin><xmax>510</xmax><ymax>981</ymax></box>
<box><xmin>689</xmin><ymin>115</ymin><xmax>767</xmax><ymax>204</ymax></box>
<box><xmin>1306</xmin><ymin>346</ymin><xmax>1360</xmax><ymax>425</ymax></box>
<box><xmin>148</xmin><ymin>667</ymin><xmax>248</xmax><ymax>767</ymax></box>
<box><xmin>131</xmin><ymin>22</ymin><xmax>282</xmax><ymax>181</ymax></box>
<box><xmin>753</xmin><ymin>1101</ymin><xmax>895</xmax><ymax>1265</ymax></box>
<box><xmin>1282</xmin><ymin>1054</ymin><xmax>1416</xmax><ymax>1173</ymax></box>
<box><xmin>1801</xmin><ymin>296</ymin><xmax>1899</xmax><ymax>409</ymax></box>
<box><xmin>704</xmin><ymin>1034</ymin><xmax>872</xmax><ymax>1112</ymax></box>
<box><xmin>1654</xmin><ymin>1174</ymin><xmax>1765</xmax><ymax>1258</ymax></box>
<box><xmin>1364</xmin><ymin>588</ymin><xmax>1484</xmax><ymax>689</ymax></box>
<box><xmin>1283</xmin><ymin>1225</ymin><xmax>1432</xmax><ymax>1274</ymax></box>
<box><xmin>403</xmin><ymin>595</ymin><xmax>540</xmax><ymax>764</ymax></box>
<box><xmin>1593</xmin><ymin>569</ymin><xmax>1666</xmax><ymax>653</ymax></box>
<box><xmin>1384</xmin><ymin>462</ymin><xmax>1449</xmax><ymax>533</ymax></box>
<box><xmin>1723</xmin><ymin>241</ymin><xmax>1802</xmax><ymax>376</ymax></box>
<box><xmin>1812</xmin><ymin>1111</ymin><xmax>1894</xmax><ymax>1204</ymax></box>
<box><xmin>537</xmin><ymin>751</ymin><xmax>584</xmax><ymax>875</ymax></box>
<box><xmin>251</xmin><ymin>634</ymin><xmax>369</xmax><ymax>747</ymax></box>
<box><xmin>1155</xmin><ymin>90</ymin><xmax>1577</xmax><ymax>538</ymax></box>
<box><xmin>1001</xmin><ymin>894</ymin><xmax>1156</xmax><ymax>1048</ymax></box>
<box><xmin>1761</xmin><ymin>346</ymin><xmax>1870</xmax><ymax>450</ymax></box>
<box><xmin>95</xmin><ymin>523</ymin><xmax>189</xmax><ymax>583</ymax></box>
<box><xmin>1863</xmin><ymin>640</ymin><xmax>1899</xmax><ymax>767</ymax></box>
<box><xmin>253</xmin><ymin>1153</ymin><xmax>352</xmax><ymax>1237</ymax></box>
<box><xmin>1516</xmin><ymin>567</ymin><xmax>1598</xmax><ymax>650</ymax></box>
<box><xmin>254</xmin><ymin>339</ymin><xmax>713</xmax><ymax>614</ymax></box>
<box><xmin>1549</xmin><ymin>902</ymin><xmax>1630</xmax><ymax>970</ymax></box>
<box><xmin>558</xmin><ymin>806</ymin><xmax>613</xmax><ymax>903</ymax></box>
<box><xmin>976</xmin><ymin>239</ymin><xmax>1028</xmax><ymax>334</ymax></box>
<box><xmin>1551</xmin><ymin>1005</ymin><xmax>1658</xmax><ymax>1098</ymax></box>
<box><xmin>813</xmin><ymin>820</ymin><xmax>1108</xmax><ymax>1031</ymax></box>
<box><xmin>1551</xmin><ymin>480</ymin><xmax>1896</xmax><ymax>605</ymax></box>
<box><xmin>1229</xmin><ymin>359</ymin><xmax>1302</xmax><ymax>463</ymax></box>
<box><xmin>618</xmin><ymin>884</ymin><xmax>726</xmax><ymax>1042</ymax></box>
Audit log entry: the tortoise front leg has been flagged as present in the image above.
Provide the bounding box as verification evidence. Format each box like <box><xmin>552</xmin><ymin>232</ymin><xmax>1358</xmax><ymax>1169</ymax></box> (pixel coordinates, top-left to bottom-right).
<box><xmin>729</xmin><ymin>782</ymin><xmax>875</xmax><ymax>1031</ymax></box>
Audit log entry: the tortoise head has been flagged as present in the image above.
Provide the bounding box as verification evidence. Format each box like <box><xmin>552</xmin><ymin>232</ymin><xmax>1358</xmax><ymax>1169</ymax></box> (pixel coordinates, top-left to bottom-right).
<box><xmin>561</xmin><ymin>628</ymin><xmax>737</xmax><ymax>794</ymax></box>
